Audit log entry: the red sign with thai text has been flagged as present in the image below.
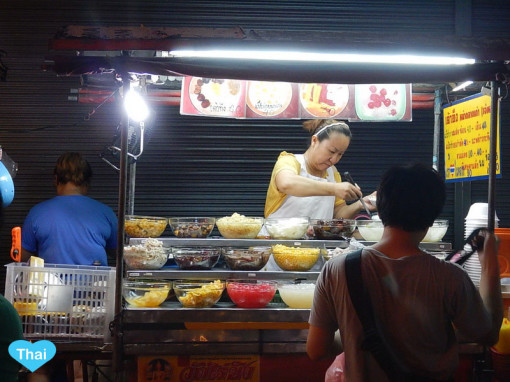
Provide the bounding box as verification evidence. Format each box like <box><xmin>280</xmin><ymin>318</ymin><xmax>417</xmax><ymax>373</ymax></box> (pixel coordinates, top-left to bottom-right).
<box><xmin>138</xmin><ymin>355</ymin><xmax>260</xmax><ymax>382</ymax></box>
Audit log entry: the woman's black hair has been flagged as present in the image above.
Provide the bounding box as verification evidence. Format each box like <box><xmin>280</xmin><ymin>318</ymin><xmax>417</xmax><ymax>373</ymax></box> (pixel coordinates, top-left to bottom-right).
<box><xmin>302</xmin><ymin>119</ymin><xmax>352</xmax><ymax>146</ymax></box>
<box><xmin>376</xmin><ymin>163</ymin><xmax>446</xmax><ymax>231</ymax></box>
<box><xmin>54</xmin><ymin>152</ymin><xmax>92</xmax><ymax>187</ymax></box>
<box><xmin>314</xmin><ymin>121</ymin><xmax>351</xmax><ymax>142</ymax></box>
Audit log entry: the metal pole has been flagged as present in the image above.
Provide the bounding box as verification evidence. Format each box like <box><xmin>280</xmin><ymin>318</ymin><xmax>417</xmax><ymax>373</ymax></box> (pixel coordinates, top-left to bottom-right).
<box><xmin>128</xmin><ymin>161</ymin><xmax>136</xmax><ymax>215</ymax></box>
<box><xmin>432</xmin><ymin>88</ymin><xmax>442</xmax><ymax>171</ymax></box>
<box><xmin>488</xmin><ymin>80</ymin><xmax>499</xmax><ymax>232</ymax></box>
<box><xmin>113</xmin><ymin>77</ymin><xmax>129</xmax><ymax>381</ymax></box>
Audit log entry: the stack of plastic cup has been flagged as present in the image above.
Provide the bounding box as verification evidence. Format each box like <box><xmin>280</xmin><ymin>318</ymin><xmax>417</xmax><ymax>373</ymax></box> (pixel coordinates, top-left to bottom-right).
<box><xmin>465</xmin><ymin>202</ymin><xmax>499</xmax><ymax>239</ymax></box>
<box><xmin>463</xmin><ymin>203</ymin><xmax>499</xmax><ymax>286</ymax></box>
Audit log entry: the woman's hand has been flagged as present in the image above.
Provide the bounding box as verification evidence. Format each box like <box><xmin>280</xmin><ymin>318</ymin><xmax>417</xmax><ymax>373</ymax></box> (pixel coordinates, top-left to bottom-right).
<box><xmin>361</xmin><ymin>191</ymin><xmax>378</xmax><ymax>211</ymax></box>
<box><xmin>334</xmin><ymin>182</ymin><xmax>363</xmax><ymax>201</ymax></box>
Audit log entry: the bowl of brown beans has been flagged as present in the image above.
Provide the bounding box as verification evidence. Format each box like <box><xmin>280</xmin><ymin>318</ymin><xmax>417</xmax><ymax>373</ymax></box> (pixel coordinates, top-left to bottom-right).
<box><xmin>221</xmin><ymin>246</ymin><xmax>271</xmax><ymax>271</ymax></box>
<box><xmin>310</xmin><ymin>219</ymin><xmax>357</xmax><ymax>240</ymax></box>
<box><xmin>168</xmin><ymin>217</ymin><xmax>216</xmax><ymax>238</ymax></box>
<box><xmin>172</xmin><ymin>247</ymin><xmax>221</xmax><ymax>270</ymax></box>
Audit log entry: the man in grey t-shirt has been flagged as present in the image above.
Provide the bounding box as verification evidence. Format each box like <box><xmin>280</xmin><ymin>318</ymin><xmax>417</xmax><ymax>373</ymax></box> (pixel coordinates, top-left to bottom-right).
<box><xmin>307</xmin><ymin>163</ymin><xmax>502</xmax><ymax>381</ymax></box>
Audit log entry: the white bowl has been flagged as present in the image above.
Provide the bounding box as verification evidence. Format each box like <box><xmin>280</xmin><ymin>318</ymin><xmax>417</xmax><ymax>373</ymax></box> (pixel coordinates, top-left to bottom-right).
<box><xmin>465</xmin><ymin>203</ymin><xmax>499</xmax><ymax>221</ymax></box>
<box><xmin>356</xmin><ymin>220</ymin><xmax>384</xmax><ymax>241</ymax></box>
<box><xmin>278</xmin><ymin>283</ymin><xmax>316</xmax><ymax>309</ymax></box>
<box><xmin>216</xmin><ymin>214</ymin><xmax>264</xmax><ymax>239</ymax></box>
<box><xmin>265</xmin><ymin>217</ymin><xmax>310</xmax><ymax>240</ymax></box>
<box><xmin>422</xmin><ymin>220</ymin><xmax>449</xmax><ymax>242</ymax></box>
<box><xmin>123</xmin><ymin>238</ymin><xmax>169</xmax><ymax>270</ymax></box>
<box><xmin>358</xmin><ymin>219</ymin><xmax>449</xmax><ymax>242</ymax></box>
<box><xmin>465</xmin><ymin>217</ymin><xmax>493</xmax><ymax>222</ymax></box>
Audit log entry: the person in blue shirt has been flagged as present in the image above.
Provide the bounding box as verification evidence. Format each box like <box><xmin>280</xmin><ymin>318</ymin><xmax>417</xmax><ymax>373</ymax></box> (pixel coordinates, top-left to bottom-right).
<box><xmin>21</xmin><ymin>152</ymin><xmax>118</xmax><ymax>266</ymax></box>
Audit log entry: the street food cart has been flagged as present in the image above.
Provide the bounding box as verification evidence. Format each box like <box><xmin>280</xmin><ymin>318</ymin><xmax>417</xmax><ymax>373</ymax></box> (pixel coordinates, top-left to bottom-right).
<box><xmin>38</xmin><ymin>25</ymin><xmax>510</xmax><ymax>381</ymax></box>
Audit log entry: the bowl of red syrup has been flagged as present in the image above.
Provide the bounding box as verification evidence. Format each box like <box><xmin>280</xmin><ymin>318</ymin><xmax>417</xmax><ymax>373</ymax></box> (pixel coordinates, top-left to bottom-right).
<box><xmin>226</xmin><ymin>280</ymin><xmax>277</xmax><ymax>309</ymax></box>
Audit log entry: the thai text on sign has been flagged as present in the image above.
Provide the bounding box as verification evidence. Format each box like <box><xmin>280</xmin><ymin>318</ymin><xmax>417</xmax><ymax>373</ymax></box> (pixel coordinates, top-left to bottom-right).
<box><xmin>443</xmin><ymin>93</ymin><xmax>501</xmax><ymax>182</ymax></box>
<box><xmin>180</xmin><ymin>76</ymin><xmax>412</xmax><ymax>121</ymax></box>
<box><xmin>137</xmin><ymin>355</ymin><xmax>260</xmax><ymax>382</ymax></box>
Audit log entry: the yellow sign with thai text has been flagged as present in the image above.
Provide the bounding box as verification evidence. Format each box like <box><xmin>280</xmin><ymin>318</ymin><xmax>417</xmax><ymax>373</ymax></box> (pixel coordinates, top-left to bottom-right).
<box><xmin>443</xmin><ymin>93</ymin><xmax>501</xmax><ymax>182</ymax></box>
<box><xmin>138</xmin><ymin>355</ymin><xmax>260</xmax><ymax>382</ymax></box>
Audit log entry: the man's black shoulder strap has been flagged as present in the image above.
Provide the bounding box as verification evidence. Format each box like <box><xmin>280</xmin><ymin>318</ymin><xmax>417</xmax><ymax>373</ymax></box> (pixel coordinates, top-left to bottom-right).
<box><xmin>345</xmin><ymin>249</ymin><xmax>406</xmax><ymax>382</ymax></box>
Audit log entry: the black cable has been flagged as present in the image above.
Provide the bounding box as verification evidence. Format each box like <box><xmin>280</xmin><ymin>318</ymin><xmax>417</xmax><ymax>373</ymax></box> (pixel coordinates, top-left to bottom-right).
<box><xmin>444</xmin><ymin>84</ymin><xmax>450</xmax><ymax>105</ymax></box>
<box><xmin>2</xmin><ymin>88</ymin><xmax>119</xmax><ymax>134</ymax></box>
<box><xmin>84</xmin><ymin>88</ymin><xmax>119</xmax><ymax>121</ymax></box>
<box><xmin>500</xmin><ymin>78</ymin><xmax>509</xmax><ymax>100</ymax></box>
<box><xmin>2</xmin><ymin>123</ymin><xmax>83</xmax><ymax>134</ymax></box>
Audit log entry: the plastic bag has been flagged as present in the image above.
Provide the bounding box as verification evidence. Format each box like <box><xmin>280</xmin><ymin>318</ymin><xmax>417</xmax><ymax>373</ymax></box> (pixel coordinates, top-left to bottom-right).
<box><xmin>324</xmin><ymin>352</ymin><xmax>345</xmax><ymax>382</ymax></box>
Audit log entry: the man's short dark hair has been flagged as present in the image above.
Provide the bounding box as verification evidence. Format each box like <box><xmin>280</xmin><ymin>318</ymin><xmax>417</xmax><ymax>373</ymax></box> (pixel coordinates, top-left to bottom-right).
<box><xmin>376</xmin><ymin>163</ymin><xmax>446</xmax><ymax>231</ymax></box>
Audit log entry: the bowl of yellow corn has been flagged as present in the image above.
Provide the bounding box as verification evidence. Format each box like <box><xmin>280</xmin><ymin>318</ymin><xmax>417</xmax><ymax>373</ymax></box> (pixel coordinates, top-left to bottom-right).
<box><xmin>123</xmin><ymin>280</ymin><xmax>172</xmax><ymax>308</ymax></box>
<box><xmin>271</xmin><ymin>244</ymin><xmax>322</xmax><ymax>271</ymax></box>
<box><xmin>174</xmin><ymin>280</ymin><xmax>225</xmax><ymax>308</ymax></box>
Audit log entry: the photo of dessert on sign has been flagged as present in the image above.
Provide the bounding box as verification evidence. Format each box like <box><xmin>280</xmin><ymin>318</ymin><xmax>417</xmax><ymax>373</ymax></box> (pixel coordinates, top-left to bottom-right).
<box><xmin>246</xmin><ymin>81</ymin><xmax>293</xmax><ymax>117</ymax></box>
<box><xmin>300</xmin><ymin>83</ymin><xmax>349</xmax><ymax>117</ymax></box>
<box><xmin>354</xmin><ymin>84</ymin><xmax>407</xmax><ymax>121</ymax></box>
<box><xmin>189</xmin><ymin>77</ymin><xmax>243</xmax><ymax>115</ymax></box>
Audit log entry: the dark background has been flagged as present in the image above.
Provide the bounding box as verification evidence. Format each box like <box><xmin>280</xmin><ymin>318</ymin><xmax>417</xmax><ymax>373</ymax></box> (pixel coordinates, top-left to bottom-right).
<box><xmin>1</xmin><ymin>0</ymin><xmax>510</xmax><ymax>291</ymax></box>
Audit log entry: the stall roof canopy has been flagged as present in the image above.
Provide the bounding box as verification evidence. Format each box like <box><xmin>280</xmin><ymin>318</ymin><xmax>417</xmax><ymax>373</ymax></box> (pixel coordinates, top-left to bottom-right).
<box><xmin>45</xmin><ymin>25</ymin><xmax>510</xmax><ymax>84</ymax></box>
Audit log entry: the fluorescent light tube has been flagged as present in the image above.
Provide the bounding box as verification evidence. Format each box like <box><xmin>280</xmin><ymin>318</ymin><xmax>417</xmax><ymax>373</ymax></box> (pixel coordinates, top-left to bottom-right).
<box><xmin>452</xmin><ymin>81</ymin><xmax>474</xmax><ymax>91</ymax></box>
<box><xmin>169</xmin><ymin>50</ymin><xmax>475</xmax><ymax>66</ymax></box>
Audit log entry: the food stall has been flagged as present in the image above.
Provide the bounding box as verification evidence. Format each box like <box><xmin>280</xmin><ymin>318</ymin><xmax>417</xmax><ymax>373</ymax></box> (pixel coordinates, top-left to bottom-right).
<box><xmin>36</xmin><ymin>25</ymin><xmax>510</xmax><ymax>381</ymax></box>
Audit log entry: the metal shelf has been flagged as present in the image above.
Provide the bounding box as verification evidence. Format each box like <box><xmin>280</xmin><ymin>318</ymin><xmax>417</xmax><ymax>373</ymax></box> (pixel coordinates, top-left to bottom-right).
<box><xmin>123</xmin><ymin>301</ymin><xmax>311</xmax><ymax>323</ymax></box>
<box><xmin>125</xmin><ymin>237</ymin><xmax>451</xmax><ymax>280</ymax></box>
<box><xmin>126</xmin><ymin>269</ymin><xmax>320</xmax><ymax>281</ymax></box>
<box><xmin>128</xmin><ymin>236</ymin><xmax>452</xmax><ymax>251</ymax></box>
<box><xmin>128</xmin><ymin>236</ymin><xmax>349</xmax><ymax>248</ymax></box>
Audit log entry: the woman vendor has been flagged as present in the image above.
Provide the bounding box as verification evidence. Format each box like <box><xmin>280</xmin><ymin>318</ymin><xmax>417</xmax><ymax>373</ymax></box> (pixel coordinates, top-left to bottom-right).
<box><xmin>262</xmin><ymin>119</ymin><xmax>376</xmax><ymax>272</ymax></box>
<box><xmin>264</xmin><ymin>119</ymin><xmax>376</xmax><ymax>221</ymax></box>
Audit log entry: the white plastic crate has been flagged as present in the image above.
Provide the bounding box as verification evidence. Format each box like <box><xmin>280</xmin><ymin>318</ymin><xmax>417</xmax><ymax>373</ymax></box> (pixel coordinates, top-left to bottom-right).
<box><xmin>4</xmin><ymin>262</ymin><xmax>116</xmax><ymax>342</ymax></box>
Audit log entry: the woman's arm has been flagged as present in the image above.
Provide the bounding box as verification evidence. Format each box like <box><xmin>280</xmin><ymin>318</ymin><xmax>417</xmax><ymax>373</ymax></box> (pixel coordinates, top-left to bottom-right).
<box><xmin>334</xmin><ymin>200</ymin><xmax>363</xmax><ymax>219</ymax></box>
<box><xmin>276</xmin><ymin>169</ymin><xmax>362</xmax><ymax>200</ymax></box>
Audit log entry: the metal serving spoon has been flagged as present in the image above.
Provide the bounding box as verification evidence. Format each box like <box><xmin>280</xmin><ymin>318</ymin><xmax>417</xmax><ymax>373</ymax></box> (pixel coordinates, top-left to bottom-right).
<box><xmin>343</xmin><ymin>171</ymin><xmax>372</xmax><ymax>217</ymax></box>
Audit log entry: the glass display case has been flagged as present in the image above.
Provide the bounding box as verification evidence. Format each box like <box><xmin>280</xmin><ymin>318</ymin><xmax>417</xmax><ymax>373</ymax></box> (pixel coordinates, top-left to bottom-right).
<box><xmin>121</xmin><ymin>237</ymin><xmax>451</xmax><ymax>356</ymax></box>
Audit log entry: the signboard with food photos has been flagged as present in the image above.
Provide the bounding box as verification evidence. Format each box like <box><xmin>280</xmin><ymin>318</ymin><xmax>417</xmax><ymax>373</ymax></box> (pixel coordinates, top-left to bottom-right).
<box><xmin>180</xmin><ymin>76</ymin><xmax>412</xmax><ymax>121</ymax></box>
